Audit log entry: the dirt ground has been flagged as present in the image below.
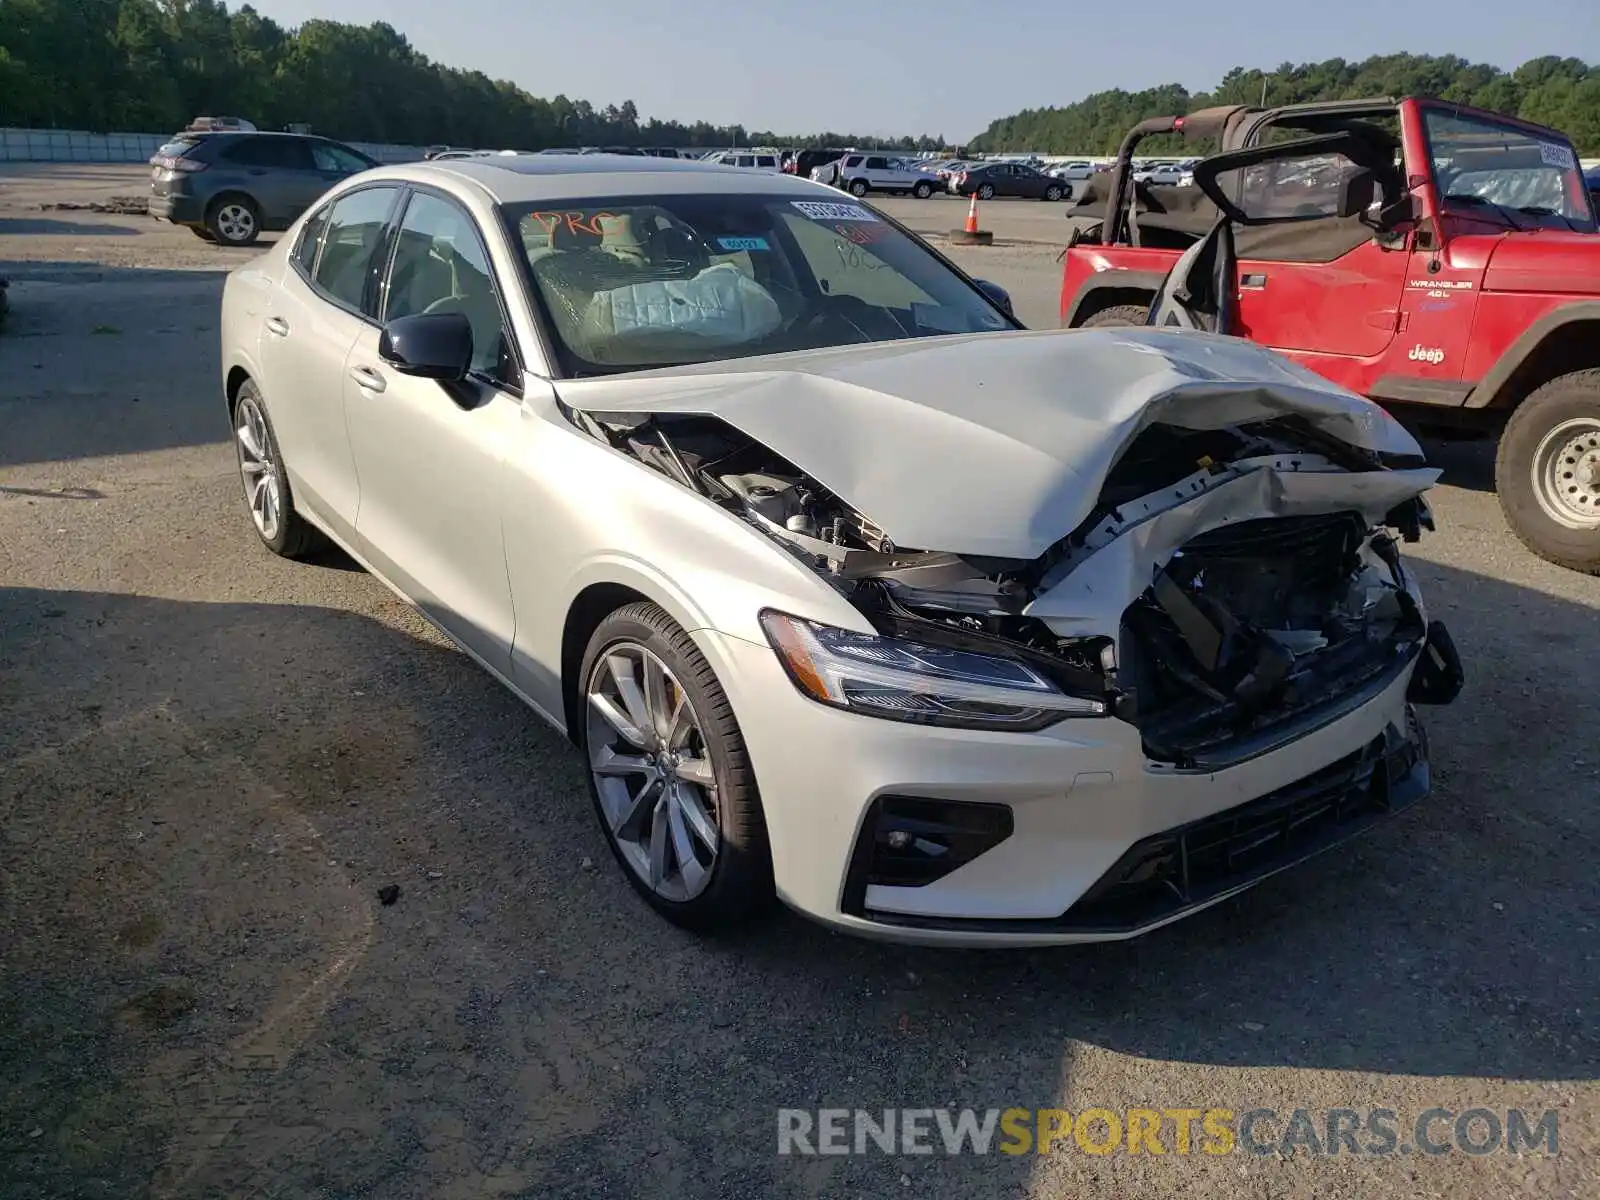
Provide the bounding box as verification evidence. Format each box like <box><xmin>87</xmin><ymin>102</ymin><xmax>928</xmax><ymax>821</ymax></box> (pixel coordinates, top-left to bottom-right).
<box><xmin>1</xmin><ymin>164</ymin><xmax>1596</xmax><ymax>1200</ymax></box>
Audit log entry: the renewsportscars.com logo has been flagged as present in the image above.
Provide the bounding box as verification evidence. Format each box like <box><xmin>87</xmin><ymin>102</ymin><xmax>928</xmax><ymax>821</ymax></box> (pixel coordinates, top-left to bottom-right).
<box><xmin>777</xmin><ymin>1107</ymin><xmax>1560</xmax><ymax>1158</ymax></box>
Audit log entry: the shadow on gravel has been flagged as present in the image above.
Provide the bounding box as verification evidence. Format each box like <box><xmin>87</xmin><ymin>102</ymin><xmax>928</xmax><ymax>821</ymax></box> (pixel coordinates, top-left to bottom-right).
<box><xmin>0</xmin><ymin>217</ymin><xmax>142</xmax><ymax>237</ymax></box>
<box><xmin>0</xmin><ymin>556</ymin><xmax>1593</xmax><ymax>1198</ymax></box>
<box><xmin>0</xmin><ymin>261</ymin><xmax>230</xmax><ymax>468</ymax></box>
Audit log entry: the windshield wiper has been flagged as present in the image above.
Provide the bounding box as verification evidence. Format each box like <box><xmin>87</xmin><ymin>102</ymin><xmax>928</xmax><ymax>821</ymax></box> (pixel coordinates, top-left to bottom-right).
<box><xmin>1513</xmin><ymin>206</ymin><xmax>1580</xmax><ymax>232</ymax></box>
<box><xmin>1442</xmin><ymin>194</ymin><xmax>1528</xmax><ymax>231</ymax></box>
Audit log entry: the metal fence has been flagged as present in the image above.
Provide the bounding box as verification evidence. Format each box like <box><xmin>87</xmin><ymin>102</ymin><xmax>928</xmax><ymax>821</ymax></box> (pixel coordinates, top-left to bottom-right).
<box><xmin>0</xmin><ymin>127</ymin><xmax>428</xmax><ymax>164</ymax></box>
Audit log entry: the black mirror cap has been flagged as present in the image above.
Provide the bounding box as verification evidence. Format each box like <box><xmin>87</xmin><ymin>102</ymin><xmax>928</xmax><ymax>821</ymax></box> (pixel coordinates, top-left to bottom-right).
<box><xmin>974</xmin><ymin>278</ymin><xmax>1014</xmax><ymax>317</ymax></box>
<box><xmin>1337</xmin><ymin>168</ymin><xmax>1377</xmax><ymax>219</ymax></box>
<box><xmin>379</xmin><ymin>311</ymin><xmax>473</xmax><ymax>381</ymax></box>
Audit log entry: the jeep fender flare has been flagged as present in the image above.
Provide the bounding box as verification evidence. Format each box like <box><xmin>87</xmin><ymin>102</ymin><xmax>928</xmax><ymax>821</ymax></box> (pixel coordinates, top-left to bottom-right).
<box><xmin>1062</xmin><ymin>269</ymin><xmax>1166</xmax><ymax>327</ymax></box>
<box><xmin>1466</xmin><ymin>300</ymin><xmax>1600</xmax><ymax>409</ymax></box>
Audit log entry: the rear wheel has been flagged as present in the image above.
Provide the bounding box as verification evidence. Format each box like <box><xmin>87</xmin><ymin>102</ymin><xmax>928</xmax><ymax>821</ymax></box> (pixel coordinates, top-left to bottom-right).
<box><xmin>579</xmin><ymin>602</ymin><xmax>774</xmax><ymax>931</ymax></box>
<box><xmin>976</xmin><ymin>183</ymin><xmax>996</xmax><ymax>200</ymax></box>
<box><xmin>207</xmin><ymin>195</ymin><xmax>260</xmax><ymax>246</ymax></box>
<box><xmin>848</xmin><ymin>178</ymin><xmax>869</xmax><ymax>197</ymax></box>
<box><xmin>912</xmin><ymin>181</ymin><xmax>933</xmax><ymax>199</ymax></box>
<box><xmin>1496</xmin><ymin>369</ymin><xmax>1600</xmax><ymax>574</ymax></box>
<box><xmin>1079</xmin><ymin>303</ymin><xmax>1150</xmax><ymax>328</ymax></box>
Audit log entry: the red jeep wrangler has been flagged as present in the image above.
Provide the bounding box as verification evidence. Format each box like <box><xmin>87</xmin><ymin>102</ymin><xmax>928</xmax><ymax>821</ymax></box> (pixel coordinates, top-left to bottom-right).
<box><xmin>1060</xmin><ymin>97</ymin><xmax>1600</xmax><ymax>574</ymax></box>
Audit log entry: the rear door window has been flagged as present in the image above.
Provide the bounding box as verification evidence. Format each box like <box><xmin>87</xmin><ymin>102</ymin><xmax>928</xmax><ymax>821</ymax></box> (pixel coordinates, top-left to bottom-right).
<box><xmin>219</xmin><ymin>138</ymin><xmax>314</xmax><ymax>170</ymax></box>
<box><xmin>310</xmin><ymin>142</ymin><xmax>373</xmax><ymax>173</ymax></box>
<box><xmin>312</xmin><ymin>187</ymin><xmax>400</xmax><ymax>312</ymax></box>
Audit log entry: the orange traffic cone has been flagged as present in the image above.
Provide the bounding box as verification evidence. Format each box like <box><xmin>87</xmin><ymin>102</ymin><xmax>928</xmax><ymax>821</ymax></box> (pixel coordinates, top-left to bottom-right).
<box><xmin>951</xmin><ymin>186</ymin><xmax>993</xmax><ymax>244</ymax></box>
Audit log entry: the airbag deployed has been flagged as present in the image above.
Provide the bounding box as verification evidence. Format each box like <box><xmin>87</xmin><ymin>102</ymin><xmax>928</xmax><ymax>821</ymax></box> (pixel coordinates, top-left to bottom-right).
<box><xmin>583</xmin><ymin>264</ymin><xmax>782</xmax><ymax>346</ymax></box>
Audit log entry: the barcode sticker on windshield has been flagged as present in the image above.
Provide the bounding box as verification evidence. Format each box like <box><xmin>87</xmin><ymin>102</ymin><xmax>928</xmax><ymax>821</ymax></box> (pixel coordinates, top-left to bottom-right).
<box><xmin>791</xmin><ymin>201</ymin><xmax>880</xmax><ymax>222</ymax></box>
<box><xmin>1539</xmin><ymin>142</ymin><xmax>1576</xmax><ymax>170</ymax></box>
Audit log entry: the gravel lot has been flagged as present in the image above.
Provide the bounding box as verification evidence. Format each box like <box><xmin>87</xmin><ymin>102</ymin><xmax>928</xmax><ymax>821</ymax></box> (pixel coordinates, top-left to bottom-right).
<box><xmin>1</xmin><ymin>164</ymin><xmax>1596</xmax><ymax>1200</ymax></box>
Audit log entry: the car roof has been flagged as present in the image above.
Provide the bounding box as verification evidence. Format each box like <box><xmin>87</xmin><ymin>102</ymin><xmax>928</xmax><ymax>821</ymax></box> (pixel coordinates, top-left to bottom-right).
<box><xmin>382</xmin><ymin>154</ymin><xmax>832</xmax><ymax>203</ymax></box>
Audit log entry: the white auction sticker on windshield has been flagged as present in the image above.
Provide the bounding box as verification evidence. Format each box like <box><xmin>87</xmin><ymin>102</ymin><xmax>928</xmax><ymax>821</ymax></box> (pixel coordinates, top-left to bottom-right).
<box><xmin>791</xmin><ymin>201</ymin><xmax>880</xmax><ymax>222</ymax></box>
<box><xmin>1539</xmin><ymin>141</ymin><xmax>1576</xmax><ymax>170</ymax></box>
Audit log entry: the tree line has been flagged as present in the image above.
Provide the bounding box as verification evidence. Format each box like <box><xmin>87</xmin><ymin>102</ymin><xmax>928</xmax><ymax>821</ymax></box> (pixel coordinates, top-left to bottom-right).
<box><xmin>0</xmin><ymin>0</ymin><xmax>950</xmax><ymax>150</ymax></box>
<box><xmin>969</xmin><ymin>54</ymin><xmax>1600</xmax><ymax>155</ymax></box>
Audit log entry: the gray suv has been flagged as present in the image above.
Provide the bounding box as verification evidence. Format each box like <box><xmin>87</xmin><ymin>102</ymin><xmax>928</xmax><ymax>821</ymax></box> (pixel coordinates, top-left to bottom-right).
<box><xmin>148</xmin><ymin>132</ymin><xmax>376</xmax><ymax>246</ymax></box>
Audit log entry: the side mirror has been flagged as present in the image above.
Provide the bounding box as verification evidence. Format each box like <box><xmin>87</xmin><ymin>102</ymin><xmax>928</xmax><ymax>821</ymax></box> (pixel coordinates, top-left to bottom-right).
<box><xmin>1336</xmin><ymin>168</ymin><xmax>1377</xmax><ymax>219</ymax></box>
<box><xmin>974</xmin><ymin>278</ymin><xmax>1014</xmax><ymax>317</ymax></box>
<box><xmin>379</xmin><ymin>312</ymin><xmax>473</xmax><ymax>381</ymax></box>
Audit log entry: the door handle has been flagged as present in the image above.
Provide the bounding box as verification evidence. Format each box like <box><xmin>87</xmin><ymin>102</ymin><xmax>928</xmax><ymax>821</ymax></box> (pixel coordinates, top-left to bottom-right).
<box><xmin>265</xmin><ymin>316</ymin><xmax>289</xmax><ymax>337</ymax></box>
<box><xmin>1240</xmin><ymin>273</ymin><xmax>1268</xmax><ymax>290</ymax></box>
<box><xmin>349</xmin><ymin>365</ymin><xmax>387</xmax><ymax>393</ymax></box>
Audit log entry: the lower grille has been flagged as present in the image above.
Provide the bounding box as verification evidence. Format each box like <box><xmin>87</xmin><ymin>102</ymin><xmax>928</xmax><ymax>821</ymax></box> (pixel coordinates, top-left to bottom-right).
<box><xmin>1061</xmin><ymin>718</ymin><xmax>1426</xmax><ymax>933</ymax></box>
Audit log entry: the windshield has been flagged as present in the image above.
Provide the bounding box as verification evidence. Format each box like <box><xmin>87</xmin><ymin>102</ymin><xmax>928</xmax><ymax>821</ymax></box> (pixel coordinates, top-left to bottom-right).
<box><xmin>1424</xmin><ymin>109</ymin><xmax>1596</xmax><ymax>230</ymax></box>
<box><xmin>506</xmin><ymin>194</ymin><xmax>1015</xmax><ymax>374</ymax></box>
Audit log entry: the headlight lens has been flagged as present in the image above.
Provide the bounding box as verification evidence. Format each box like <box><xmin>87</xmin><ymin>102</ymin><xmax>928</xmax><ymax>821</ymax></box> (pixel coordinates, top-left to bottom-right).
<box><xmin>759</xmin><ymin>610</ymin><xmax>1106</xmax><ymax>731</ymax></box>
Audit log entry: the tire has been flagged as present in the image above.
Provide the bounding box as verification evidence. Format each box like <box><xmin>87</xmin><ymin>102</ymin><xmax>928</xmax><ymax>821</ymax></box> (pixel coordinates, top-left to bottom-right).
<box><xmin>1044</xmin><ymin>184</ymin><xmax>1064</xmax><ymax>201</ymax></box>
<box><xmin>977</xmin><ymin>183</ymin><xmax>996</xmax><ymax>200</ymax></box>
<box><xmin>190</xmin><ymin>226</ymin><xmax>217</xmax><ymax>242</ymax></box>
<box><xmin>231</xmin><ymin>379</ymin><xmax>324</xmax><ymax>559</ymax></box>
<box><xmin>578</xmin><ymin>602</ymin><xmax>774</xmax><ymax>931</ymax></box>
<box><xmin>206</xmin><ymin>194</ymin><xmax>261</xmax><ymax>246</ymax></box>
<box><xmin>848</xmin><ymin>178</ymin><xmax>869</xmax><ymax>197</ymax></box>
<box><xmin>913</xmin><ymin>181</ymin><xmax>933</xmax><ymax>199</ymax></box>
<box><xmin>1494</xmin><ymin>369</ymin><xmax>1600</xmax><ymax>574</ymax></box>
<box><xmin>1080</xmin><ymin>303</ymin><xmax>1150</xmax><ymax>328</ymax></box>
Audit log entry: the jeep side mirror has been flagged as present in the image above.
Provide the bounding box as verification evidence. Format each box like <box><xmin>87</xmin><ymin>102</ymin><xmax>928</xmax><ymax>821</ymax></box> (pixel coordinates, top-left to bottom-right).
<box><xmin>1336</xmin><ymin>168</ymin><xmax>1376</xmax><ymax>219</ymax></box>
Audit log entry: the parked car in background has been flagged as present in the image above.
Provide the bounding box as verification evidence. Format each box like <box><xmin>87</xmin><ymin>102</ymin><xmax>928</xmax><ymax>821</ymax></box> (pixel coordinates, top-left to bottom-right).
<box><xmin>218</xmin><ymin>152</ymin><xmax>1459</xmax><ymax>943</ymax></box>
<box><xmin>950</xmin><ymin>161</ymin><xmax>1068</xmax><ymax>200</ymax></box>
<box><xmin>1134</xmin><ymin>160</ymin><xmax>1196</xmax><ymax>185</ymax></box>
<box><xmin>148</xmin><ymin>131</ymin><xmax>377</xmax><ymax>246</ymax></box>
<box><xmin>834</xmin><ymin>154</ymin><xmax>940</xmax><ymax>198</ymax></box>
<box><xmin>1048</xmin><ymin>160</ymin><xmax>1097</xmax><ymax>181</ymax></box>
<box><xmin>1586</xmin><ymin>164</ymin><xmax>1600</xmax><ymax>210</ymax></box>
<box><xmin>785</xmin><ymin>148</ymin><xmax>848</xmax><ymax>177</ymax></box>
<box><xmin>703</xmin><ymin>150</ymin><xmax>783</xmax><ymax>173</ymax></box>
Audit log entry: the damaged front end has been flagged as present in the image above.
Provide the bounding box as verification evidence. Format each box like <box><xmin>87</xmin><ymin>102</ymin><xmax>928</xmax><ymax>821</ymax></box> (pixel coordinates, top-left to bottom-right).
<box><xmin>565</xmin><ymin>397</ymin><xmax>1463</xmax><ymax>762</ymax></box>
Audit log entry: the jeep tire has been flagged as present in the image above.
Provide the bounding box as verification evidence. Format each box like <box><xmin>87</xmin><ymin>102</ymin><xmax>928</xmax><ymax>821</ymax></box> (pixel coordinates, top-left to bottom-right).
<box><xmin>1496</xmin><ymin>368</ymin><xmax>1600</xmax><ymax>575</ymax></box>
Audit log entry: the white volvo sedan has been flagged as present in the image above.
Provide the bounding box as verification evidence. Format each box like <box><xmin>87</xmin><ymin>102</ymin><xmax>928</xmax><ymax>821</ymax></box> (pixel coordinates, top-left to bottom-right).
<box><xmin>219</xmin><ymin>155</ymin><xmax>1463</xmax><ymax>945</ymax></box>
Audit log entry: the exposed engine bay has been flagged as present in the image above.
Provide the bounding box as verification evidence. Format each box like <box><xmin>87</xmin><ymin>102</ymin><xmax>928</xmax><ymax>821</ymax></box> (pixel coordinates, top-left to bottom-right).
<box><xmin>568</xmin><ymin>402</ymin><xmax>1443</xmax><ymax>768</ymax></box>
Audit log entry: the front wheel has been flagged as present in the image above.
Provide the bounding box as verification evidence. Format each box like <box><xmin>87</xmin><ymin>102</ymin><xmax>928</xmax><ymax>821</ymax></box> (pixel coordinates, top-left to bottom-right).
<box><xmin>1079</xmin><ymin>303</ymin><xmax>1150</xmax><ymax>328</ymax></box>
<box><xmin>848</xmin><ymin>178</ymin><xmax>869</xmax><ymax>197</ymax></box>
<box><xmin>912</xmin><ymin>181</ymin><xmax>933</xmax><ymax>198</ymax></box>
<box><xmin>579</xmin><ymin>602</ymin><xmax>774</xmax><ymax>931</ymax></box>
<box><xmin>1044</xmin><ymin>184</ymin><xmax>1064</xmax><ymax>201</ymax></box>
<box><xmin>1495</xmin><ymin>369</ymin><xmax>1600</xmax><ymax>574</ymax></box>
<box><xmin>232</xmin><ymin>380</ymin><xmax>324</xmax><ymax>558</ymax></box>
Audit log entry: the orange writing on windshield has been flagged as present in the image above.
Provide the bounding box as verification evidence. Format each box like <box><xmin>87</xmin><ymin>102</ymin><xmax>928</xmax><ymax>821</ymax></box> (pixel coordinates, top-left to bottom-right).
<box><xmin>530</xmin><ymin>211</ymin><xmax>621</xmax><ymax>237</ymax></box>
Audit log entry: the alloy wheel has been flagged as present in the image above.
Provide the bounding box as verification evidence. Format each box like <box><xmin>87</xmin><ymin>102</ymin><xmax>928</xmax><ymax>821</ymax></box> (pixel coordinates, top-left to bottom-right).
<box><xmin>235</xmin><ymin>394</ymin><xmax>282</xmax><ymax>541</ymax></box>
<box><xmin>1531</xmin><ymin>417</ymin><xmax>1600</xmax><ymax>528</ymax></box>
<box><xmin>585</xmin><ymin>641</ymin><xmax>720</xmax><ymax>902</ymax></box>
<box><xmin>216</xmin><ymin>203</ymin><xmax>256</xmax><ymax>243</ymax></box>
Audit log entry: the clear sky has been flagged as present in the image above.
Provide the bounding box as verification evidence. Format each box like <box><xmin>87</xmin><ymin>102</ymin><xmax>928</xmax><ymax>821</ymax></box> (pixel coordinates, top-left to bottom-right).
<box><xmin>251</xmin><ymin>0</ymin><xmax>1599</xmax><ymax>140</ymax></box>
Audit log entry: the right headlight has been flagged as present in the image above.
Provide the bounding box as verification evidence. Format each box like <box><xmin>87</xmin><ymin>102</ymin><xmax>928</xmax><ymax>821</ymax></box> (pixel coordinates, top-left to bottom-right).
<box><xmin>759</xmin><ymin>610</ymin><xmax>1107</xmax><ymax>732</ymax></box>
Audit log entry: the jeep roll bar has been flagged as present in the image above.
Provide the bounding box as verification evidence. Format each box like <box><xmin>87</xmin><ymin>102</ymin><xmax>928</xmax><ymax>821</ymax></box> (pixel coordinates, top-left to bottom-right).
<box><xmin>1100</xmin><ymin>105</ymin><xmax>1251</xmax><ymax>245</ymax></box>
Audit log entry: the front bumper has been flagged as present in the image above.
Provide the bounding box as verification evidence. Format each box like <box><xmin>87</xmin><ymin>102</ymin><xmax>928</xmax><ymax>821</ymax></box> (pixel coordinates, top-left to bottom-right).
<box><xmin>696</xmin><ymin>621</ymin><xmax>1454</xmax><ymax>948</ymax></box>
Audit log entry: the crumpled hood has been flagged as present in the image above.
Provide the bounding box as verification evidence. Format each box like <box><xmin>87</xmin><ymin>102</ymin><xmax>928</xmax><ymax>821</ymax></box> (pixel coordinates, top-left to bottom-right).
<box><xmin>556</xmin><ymin>327</ymin><xmax>1426</xmax><ymax>560</ymax></box>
